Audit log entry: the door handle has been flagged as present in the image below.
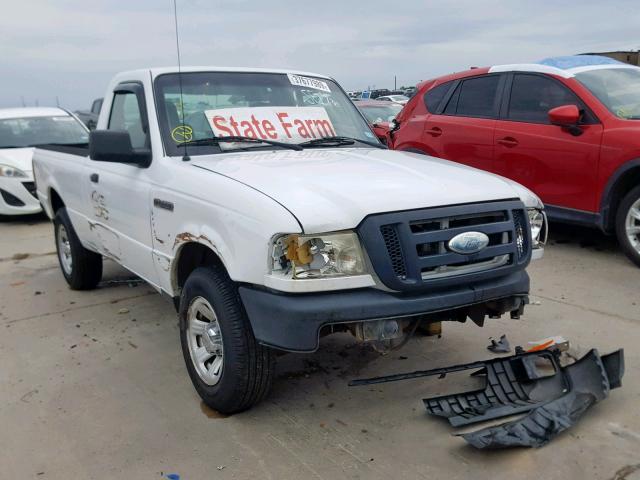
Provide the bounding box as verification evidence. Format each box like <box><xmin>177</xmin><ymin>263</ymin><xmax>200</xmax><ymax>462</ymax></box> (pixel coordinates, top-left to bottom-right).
<box><xmin>426</xmin><ymin>127</ymin><xmax>442</xmax><ymax>137</ymax></box>
<box><xmin>497</xmin><ymin>137</ymin><xmax>518</xmax><ymax>148</ymax></box>
<box><xmin>90</xmin><ymin>173</ymin><xmax>99</xmax><ymax>183</ymax></box>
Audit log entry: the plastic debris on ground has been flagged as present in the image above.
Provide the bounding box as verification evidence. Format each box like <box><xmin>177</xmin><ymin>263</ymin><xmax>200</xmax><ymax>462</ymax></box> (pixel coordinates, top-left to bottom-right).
<box><xmin>350</xmin><ymin>344</ymin><xmax>624</xmax><ymax>449</ymax></box>
<box><xmin>527</xmin><ymin>335</ymin><xmax>570</xmax><ymax>352</ymax></box>
<box><xmin>487</xmin><ymin>334</ymin><xmax>511</xmax><ymax>353</ymax></box>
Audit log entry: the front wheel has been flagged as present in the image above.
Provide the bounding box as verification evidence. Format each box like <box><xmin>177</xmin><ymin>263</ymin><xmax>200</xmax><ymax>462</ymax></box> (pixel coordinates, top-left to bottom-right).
<box><xmin>179</xmin><ymin>266</ymin><xmax>274</xmax><ymax>414</ymax></box>
<box><xmin>616</xmin><ymin>185</ymin><xmax>640</xmax><ymax>267</ymax></box>
<box><xmin>54</xmin><ymin>208</ymin><xmax>103</xmax><ymax>289</ymax></box>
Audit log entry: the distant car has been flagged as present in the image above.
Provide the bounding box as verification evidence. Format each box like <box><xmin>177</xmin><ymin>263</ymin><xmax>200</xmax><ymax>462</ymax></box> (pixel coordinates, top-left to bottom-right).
<box><xmin>403</xmin><ymin>87</ymin><xmax>417</xmax><ymax>98</ymax></box>
<box><xmin>355</xmin><ymin>100</ymin><xmax>403</xmax><ymax>143</ymax></box>
<box><xmin>368</xmin><ymin>89</ymin><xmax>391</xmax><ymax>99</ymax></box>
<box><xmin>390</xmin><ymin>54</ymin><xmax>640</xmax><ymax>266</ymax></box>
<box><xmin>0</xmin><ymin>107</ymin><xmax>89</xmax><ymax>216</ymax></box>
<box><xmin>74</xmin><ymin>98</ymin><xmax>103</xmax><ymax>130</ymax></box>
<box><xmin>376</xmin><ymin>95</ymin><xmax>410</xmax><ymax>105</ymax></box>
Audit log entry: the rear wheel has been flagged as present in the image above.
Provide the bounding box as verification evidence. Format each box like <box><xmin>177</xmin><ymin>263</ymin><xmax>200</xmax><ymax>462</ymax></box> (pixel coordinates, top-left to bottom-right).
<box><xmin>54</xmin><ymin>208</ymin><xmax>103</xmax><ymax>289</ymax></box>
<box><xmin>615</xmin><ymin>185</ymin><xmax>640</xmax><ymax>267</ymax></box>
<box><xmin>179</xmin><ymin>266</ymin><xmax>274</xmax><ymax>414</ymax></box>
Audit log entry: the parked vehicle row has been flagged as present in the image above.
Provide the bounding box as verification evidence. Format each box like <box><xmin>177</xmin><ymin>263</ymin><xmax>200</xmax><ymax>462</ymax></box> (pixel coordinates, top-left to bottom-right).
<box><xmin>390</xmin><ymin>55</ymin><xmax>640</xmax><ymax>266</ymax></box>
<box><xmin>0</xmin><ymin>107</ymin><xmax>88</xmax><ymax>216</ymax></box>
<box><xmin>354</xmin><ymin>100</ymin><xmax>403</xmax><ymax>143</ymax></box>
<box><xmin>33</xmin><ymin>66</ymin><xmax>545</xmax><ymax>413</ymax></box>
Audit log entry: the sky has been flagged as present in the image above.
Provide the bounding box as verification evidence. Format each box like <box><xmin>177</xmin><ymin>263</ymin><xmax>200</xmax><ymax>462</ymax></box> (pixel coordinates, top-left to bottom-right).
<box><xmin>1</xmin><ymin>0</ymin><xmax>639</xmax><ymax>110</ymax></box>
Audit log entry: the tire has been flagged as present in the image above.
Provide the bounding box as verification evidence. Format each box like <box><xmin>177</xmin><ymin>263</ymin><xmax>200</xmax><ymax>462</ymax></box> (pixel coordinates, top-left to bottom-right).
<box><xmin>54</xmin><ymin>208</ymin><xmax>103</xmax><ymax>289</ymax></box>
<box><xmin>179</xmin><ymin>266</ymin><xmax>274</xmax><ymax>414</ymax></box>
<box><xmin>615</xmin><ymin>185</ymin><xmax>640</xmax><ymax>267</ymax></box>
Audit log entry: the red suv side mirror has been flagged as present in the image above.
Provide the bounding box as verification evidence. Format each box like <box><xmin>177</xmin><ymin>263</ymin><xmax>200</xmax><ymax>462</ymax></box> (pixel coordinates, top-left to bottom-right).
<box><xmin>548</xmin><ymin>104</ymin><xmax>580</xmax><ymax>126</ymax></box>
<box><xmin>548</xmin><ymin>104</ymin><xmax>582</xmax><ymax>136</ymax></box>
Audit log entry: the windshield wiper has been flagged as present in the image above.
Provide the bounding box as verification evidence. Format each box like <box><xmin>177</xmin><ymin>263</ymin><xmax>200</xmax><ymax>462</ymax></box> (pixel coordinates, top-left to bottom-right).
<box><xmin>298</xmin><ymin>136</ymin><xmax>386</xmax><ymax>149</ymax></box>
<box><xmin>178</xmin><ymin>135</ymin><xmax>302</xmax><ymax>151</ymax></box>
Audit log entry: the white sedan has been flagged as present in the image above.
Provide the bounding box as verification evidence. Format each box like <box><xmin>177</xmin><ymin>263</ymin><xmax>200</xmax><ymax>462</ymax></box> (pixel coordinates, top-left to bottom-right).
<box><xmin>376</xmin><ymin>94</ymin><xmax>410</xmax><ymax>105</ymax></box>
<box><xmin>0</xmin><ymin>107</ymin><xmax>88</xmax><ymax>216</ymax></box>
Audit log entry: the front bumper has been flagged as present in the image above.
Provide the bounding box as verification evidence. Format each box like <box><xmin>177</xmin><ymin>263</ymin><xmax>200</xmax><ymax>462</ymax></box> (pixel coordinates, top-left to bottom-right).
<box><xmin>0</xmin><ymin>174</ymin><xmax>42</xmax><ymax>215</ymax></box>
<box><xmin>239</xmin><ymin>270</ymin><xmax>529</xmax><ymax>352</ymax></box>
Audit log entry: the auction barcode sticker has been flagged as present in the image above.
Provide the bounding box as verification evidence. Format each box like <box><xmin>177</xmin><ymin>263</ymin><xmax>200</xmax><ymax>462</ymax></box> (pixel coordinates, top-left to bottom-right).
<box><xmin>287</xmin><ymin>74</ymin><xmax>331</xmax><ymax>92</ymax></box>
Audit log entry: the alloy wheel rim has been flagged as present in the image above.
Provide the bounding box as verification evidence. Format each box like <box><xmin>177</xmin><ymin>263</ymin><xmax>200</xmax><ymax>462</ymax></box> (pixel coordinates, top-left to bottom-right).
<box><xmin>186</xmin><ymin>296</ymin><xmax>224</xmax><ymax>386</ymax></box>
<box><xmin>625</xmin><ymin>198</ymin><xmax>640</xmax><ymax>253</ymax></box>
<box><xmin>57</xmin><ymin>224</ymin><xmax>73</xmax><ymax>275</ymax></box>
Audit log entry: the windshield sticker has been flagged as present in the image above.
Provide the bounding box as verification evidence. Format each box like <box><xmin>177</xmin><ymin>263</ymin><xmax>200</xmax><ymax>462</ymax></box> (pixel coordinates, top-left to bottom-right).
<box><xmin>287</xmin><ymin>74</ymin><xmax>331</xmax><ymax>93</ymax></box>
<box><xmin>364</xmin><ymin>131</ymin><xmax>374</xmax><ymax>138</ymax></box>
<box><xmin>171</xmin><ymin>124</ymin><xmax>193</xmax><ymax>143</ymax></box>
<box><xmin>205</xmin><ymin>106</ymin><xmax>336</xmax><ymax>148</ymax></box>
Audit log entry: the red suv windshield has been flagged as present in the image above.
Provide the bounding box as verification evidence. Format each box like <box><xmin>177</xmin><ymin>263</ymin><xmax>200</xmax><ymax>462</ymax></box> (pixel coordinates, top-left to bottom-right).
<box><xmin>576</xmin><ymin>68</ymin><xmax>640</xmax><ymax>119</ymax></box>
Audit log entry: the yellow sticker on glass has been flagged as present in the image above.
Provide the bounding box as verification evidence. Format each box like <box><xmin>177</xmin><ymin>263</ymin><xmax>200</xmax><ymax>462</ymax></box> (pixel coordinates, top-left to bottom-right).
<box><xmin>171</xmin><ymin>125</ymin><xmax>193</xmax><ymax>143</ymax></box>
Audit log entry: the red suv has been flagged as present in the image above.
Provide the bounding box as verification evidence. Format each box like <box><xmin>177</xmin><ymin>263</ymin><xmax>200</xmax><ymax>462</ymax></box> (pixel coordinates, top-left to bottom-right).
<box><xmin>390</xmin><ymin>55</ymin><xmax>640</xmax><ymax>266</ymax></box>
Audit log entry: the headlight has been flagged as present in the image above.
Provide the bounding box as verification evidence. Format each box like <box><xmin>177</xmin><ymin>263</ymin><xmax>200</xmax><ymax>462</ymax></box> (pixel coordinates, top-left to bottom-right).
<box><xmin>0</xmin><ymin>164</ymin><xmax>27</xmax><ymax>178</ymax></box>
<box><xmin>527</xmin><ymin>208</ymin><xmax>546</xmax><ymax>247</ymax></box>
<box><xmin>271</xmin><ymin>231</ymin><xmax>367</xmax><ymax>279</ymax></box>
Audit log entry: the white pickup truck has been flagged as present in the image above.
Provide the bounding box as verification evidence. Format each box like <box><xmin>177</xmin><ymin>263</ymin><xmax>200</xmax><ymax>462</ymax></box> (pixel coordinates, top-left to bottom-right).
<box><xmin>33</xmin><ymin>67</ymin><xmax>546</xmax><ymax>413</ymax></box>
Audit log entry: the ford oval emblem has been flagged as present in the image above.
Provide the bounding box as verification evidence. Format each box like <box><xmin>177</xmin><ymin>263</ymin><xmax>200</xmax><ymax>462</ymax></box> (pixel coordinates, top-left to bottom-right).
<box><xmin>448</xmin><ymin>231</ymin><xmax>489</xmax><ymax>255</ymax></box>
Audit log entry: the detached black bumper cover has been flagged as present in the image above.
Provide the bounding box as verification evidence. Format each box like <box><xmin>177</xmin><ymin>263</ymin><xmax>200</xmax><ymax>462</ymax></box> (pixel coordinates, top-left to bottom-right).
<box><xmin>460</xmin><ymin>349</ymin><xmax>624</xmax><ymax>449</ymax></box>
<box><xmin>350</xmin><ymin>347</ymin><xmax>624</xmax><ymax>449</ymax></box>
<box><xmin>239</xmin><ymin>270</ymin><xmax>529</xmax><ymax>352</ymax></box>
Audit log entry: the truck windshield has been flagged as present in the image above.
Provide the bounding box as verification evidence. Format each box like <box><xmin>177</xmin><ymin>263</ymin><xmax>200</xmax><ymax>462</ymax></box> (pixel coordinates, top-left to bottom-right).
<box><xmin>0</xmin><ymin>115</ymin><xmax>89</xmax><ymax>148</ymax></box>
<box><xmin>154</xmin><ymin>72</ymin><xmax>379</xmax><ymax>156</ymax></box>
<box><xmin>575</xmin><ymin>67</ymin><xmax>640</xmax><ymax>119</ymax></box>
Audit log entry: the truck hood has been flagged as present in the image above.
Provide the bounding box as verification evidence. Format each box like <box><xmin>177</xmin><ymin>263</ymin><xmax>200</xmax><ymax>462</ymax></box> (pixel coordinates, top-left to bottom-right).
<box><xmin>191</xmin><ymin>148</ymin><xmax>529</xmax><ymax>233</ymax></box>
<box><xmin>0</xmin><ymin>147</ymin><xmax>35</xmax><ymax>173</ymax></box>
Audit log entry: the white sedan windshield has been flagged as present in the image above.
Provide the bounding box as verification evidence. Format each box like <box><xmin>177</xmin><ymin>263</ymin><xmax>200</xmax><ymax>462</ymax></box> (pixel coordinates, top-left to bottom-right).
<box><xmin>0</xmin><ymin>116</ymin><xmax>88</xmax><ymax>148</ymax></box>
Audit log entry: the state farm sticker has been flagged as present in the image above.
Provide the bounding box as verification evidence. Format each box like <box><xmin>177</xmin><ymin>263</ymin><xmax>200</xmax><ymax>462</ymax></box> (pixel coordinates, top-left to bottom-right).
<box><xmin>287</xmin><ymin>74</ymin><xmax>331</xmax><ymax>92</ymax></box>
<box><xmin>205</xmin><ymin>107</ymin><xmax>336</xmax><ymax>148</ymax></box>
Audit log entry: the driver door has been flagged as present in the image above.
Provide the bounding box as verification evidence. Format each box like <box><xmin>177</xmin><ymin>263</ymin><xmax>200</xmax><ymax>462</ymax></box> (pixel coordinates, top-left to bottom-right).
<box><xmin>86</xmin><ymin>83</ymin><xmax>160</xmax><ymax>286</ymax></box>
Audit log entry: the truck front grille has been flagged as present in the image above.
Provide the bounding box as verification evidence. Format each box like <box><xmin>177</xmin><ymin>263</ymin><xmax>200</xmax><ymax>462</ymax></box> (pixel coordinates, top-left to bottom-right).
<box><xmin>357</xmin><ymin>200</ymin><xmax>532</xmax><ymax>292</ymax></box>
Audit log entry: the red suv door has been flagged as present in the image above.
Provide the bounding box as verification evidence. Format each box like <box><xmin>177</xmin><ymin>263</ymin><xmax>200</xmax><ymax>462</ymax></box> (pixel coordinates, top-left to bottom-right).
<box><xmin>421</xmin><ymin>74</ymin><xmax>505</xmax><ymax>172</ymax></box>
<box><xmin>493</xmin><ymin>73</ymin><xmax>603</xmax><ymax>212</ymax></box>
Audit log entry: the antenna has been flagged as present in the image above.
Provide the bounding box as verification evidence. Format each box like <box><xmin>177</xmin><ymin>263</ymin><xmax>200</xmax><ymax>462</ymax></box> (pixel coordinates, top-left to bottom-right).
<box><xmin>173</xmin><ymin>0</ymin><xmax>190</xmax><ymax>161</ymax></box>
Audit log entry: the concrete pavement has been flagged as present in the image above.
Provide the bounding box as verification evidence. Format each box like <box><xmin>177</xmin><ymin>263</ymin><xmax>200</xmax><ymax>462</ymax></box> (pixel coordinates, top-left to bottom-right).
<box><xmin>1</xmin><ymin>215</ymin><xmax>639</xmax><ymax>479</ymax></box>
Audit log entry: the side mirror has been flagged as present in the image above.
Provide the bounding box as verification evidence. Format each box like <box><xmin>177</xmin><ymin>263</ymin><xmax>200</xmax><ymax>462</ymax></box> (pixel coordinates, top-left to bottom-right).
<box><xmin>548</xmin><ymin>104</ymin><xmax>582</xmax><ymax>136</ymax></box>
<box><xmin>89</xmin><ymin>130</ymin><xmax>151</xmax><ymax>167</ymax></box>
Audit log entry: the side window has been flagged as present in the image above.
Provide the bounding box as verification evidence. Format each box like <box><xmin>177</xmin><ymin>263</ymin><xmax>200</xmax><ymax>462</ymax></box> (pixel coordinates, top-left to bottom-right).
<box><xmin>508</xmin><ymin>74</ymin><xmax>580</xmax><ymax>124</ymax></box>
<box><xmin>91</xmin><ymin>99</ymin><xmax>103</xmax><ymax>115</ymax></box>
<box><xmin>424</xmin><ymin>82</ymin><xmax>452</xmax><ymax>113</ymax></box>
<box><xmin>108</xmin><ymin>92</ymin><xmax>147</xmax><ymax>149</ymax></box>
<box><xmin>443</xmin><ymin>83</ymin><xmax>460</xmax><ymax>115</ymax></box>
<box><xmin>454</xmin><ymin>76</ymin><xmax>501</xmax><ymax>118</ymax></box>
